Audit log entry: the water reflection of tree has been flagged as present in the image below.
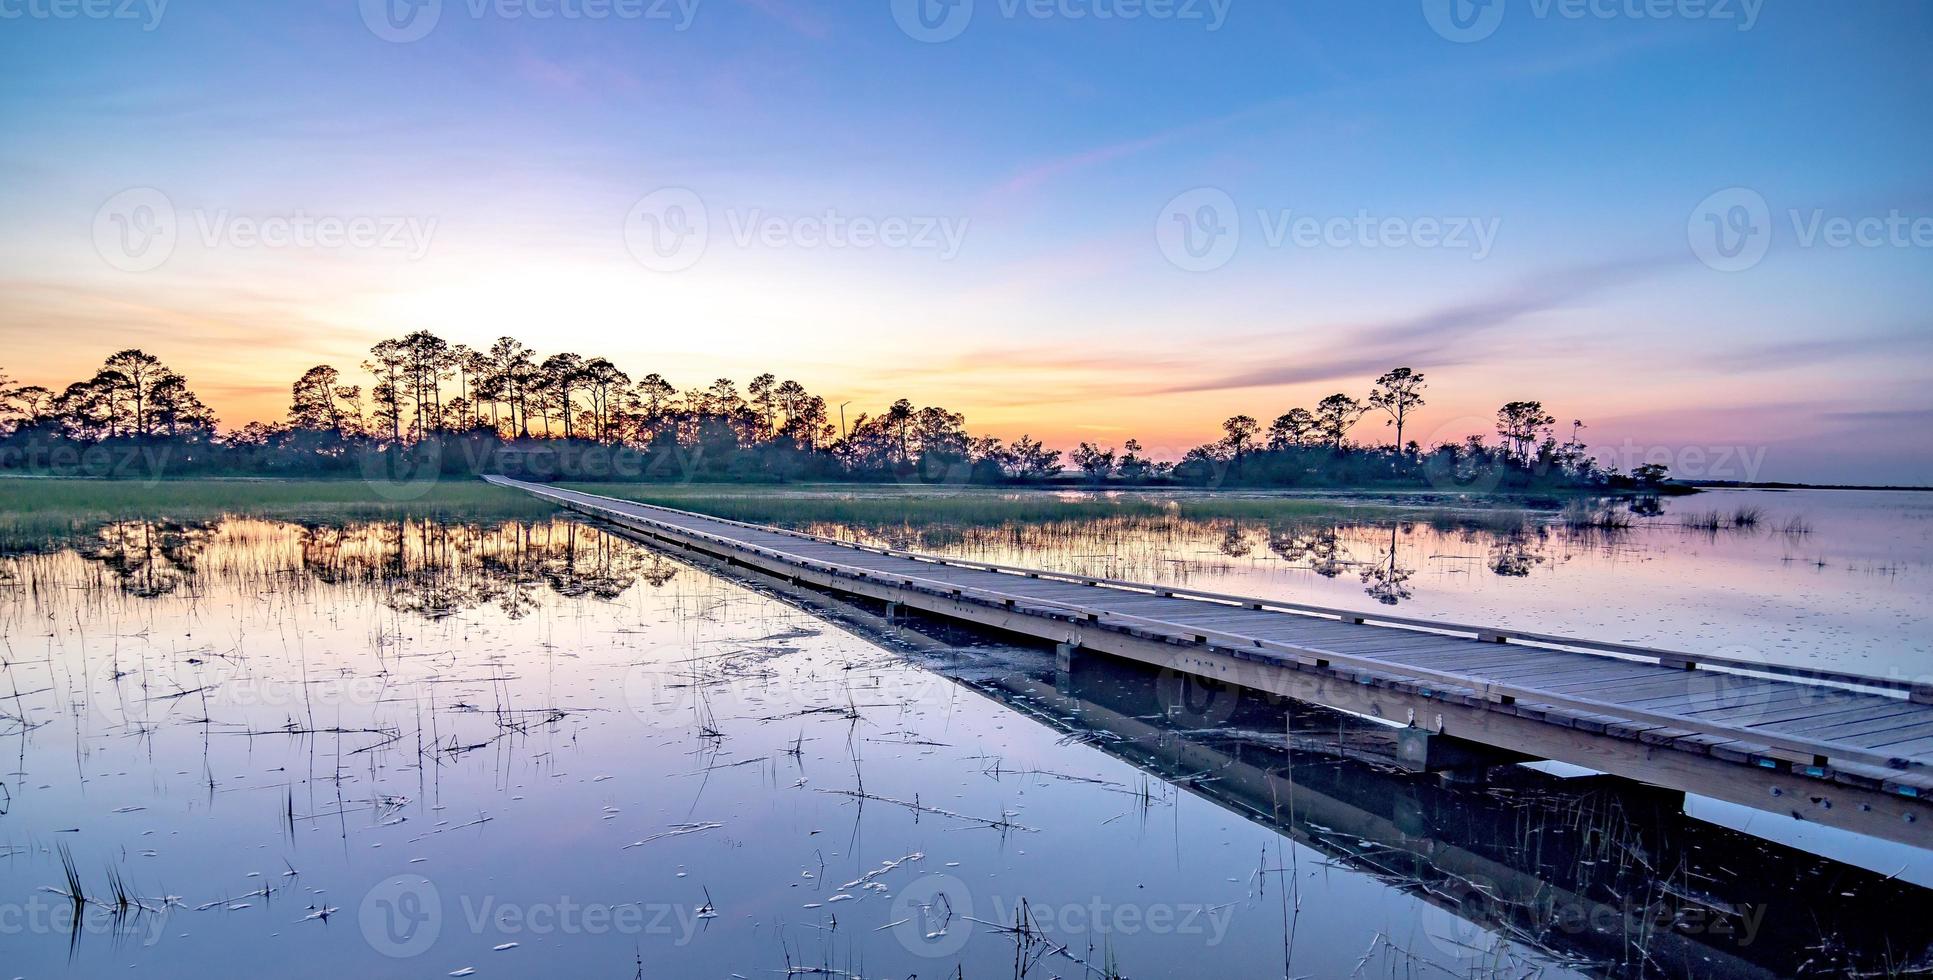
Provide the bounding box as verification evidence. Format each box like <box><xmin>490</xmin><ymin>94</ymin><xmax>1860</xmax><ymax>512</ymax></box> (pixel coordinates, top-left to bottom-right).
<box><xmin>82</xmin><ymin>520</ymin><xmax>215</xmax><ymax>597</ymax></box>
<box><xmin>535</xmin><ymin>521</ymin><xmax>663</xmax><ymax>599</ymax></box>
<box><xmin>1489</xmin><ymin>529</ymin><xmax>1549</xmax><ymax>577</ymax></box>
<box><xmin>1359</xmin><ymin>525</ymin><xmax>1415</xmax><ymax>605</ymax></box>
<box><xmin>1267</xmin><ymin>526</ymin><xmax>1350</xmax><ymax>578</ymax></box>
<box><xmin>1217</xmin><ymin>524</ymin><xmax>1253</xmax><ymax>558</ymax></box>
<box><xmin>60</xmin><ymin>515</ymin><xmax>677</xmax><ymax>618</ymax></box>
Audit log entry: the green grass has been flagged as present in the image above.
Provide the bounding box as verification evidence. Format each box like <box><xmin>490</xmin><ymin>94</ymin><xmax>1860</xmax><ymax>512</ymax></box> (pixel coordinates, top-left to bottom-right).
<box><xmin>554</xmin><ymin>482</ymin><xmax>1539</xmax><ymax>529</ymax></box>
<box><xmin>0</xmin><ymin>476</ymin><xmax>549</xmax><ymax>541</ymax></box>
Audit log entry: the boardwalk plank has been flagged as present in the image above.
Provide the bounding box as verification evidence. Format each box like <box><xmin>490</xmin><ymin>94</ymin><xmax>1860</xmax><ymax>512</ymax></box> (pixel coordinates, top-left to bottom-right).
<box><xmin>505</xmin><ymin>479</ymin><xmax>1933</xmax><ymax>774</ymax></box>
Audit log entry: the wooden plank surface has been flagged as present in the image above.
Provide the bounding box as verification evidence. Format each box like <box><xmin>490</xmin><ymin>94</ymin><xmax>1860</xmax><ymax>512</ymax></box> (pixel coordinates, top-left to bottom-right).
<box><xmin>495</xmin><ymin>478</ymin><xmax>1932</xmax><ymax>773</ymax></box>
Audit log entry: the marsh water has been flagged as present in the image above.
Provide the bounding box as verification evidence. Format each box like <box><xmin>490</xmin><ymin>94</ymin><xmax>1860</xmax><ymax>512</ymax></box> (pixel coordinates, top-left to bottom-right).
<box><xmin>0</xmin><ymin>488</ymin><xmax>1928</xmax><ymax>978</ymax></box>
<box><xmin>757</xmin><ymin>487</ymin><xmax>1932</xmax><ymax>680</ymax></box>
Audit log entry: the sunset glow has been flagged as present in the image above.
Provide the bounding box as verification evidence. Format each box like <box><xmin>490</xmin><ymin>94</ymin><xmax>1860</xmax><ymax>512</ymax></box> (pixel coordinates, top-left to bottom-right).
<box><xmin>2</xmin><ymin>2</ymin><xmax>1928</xmax><ymax>483</ymax></box>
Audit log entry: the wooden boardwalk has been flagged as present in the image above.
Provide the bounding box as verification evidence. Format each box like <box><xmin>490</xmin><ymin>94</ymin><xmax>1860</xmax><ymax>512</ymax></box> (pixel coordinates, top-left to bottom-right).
<box><xmin>487</xmin><ymin>476</ymin><xmax>1933</xmax><ymax>847</ymax></box>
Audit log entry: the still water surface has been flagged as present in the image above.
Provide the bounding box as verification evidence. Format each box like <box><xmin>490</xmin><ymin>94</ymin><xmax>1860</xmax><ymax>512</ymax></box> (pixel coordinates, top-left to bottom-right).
<box><xmin>776</xmin><ymin>488</ymin><xmax>1931</xmax><ymax>678</ymax></box>
<box><xmin>0</xmin><ymin>491</ymin><xmax>1927</xmax><ymax>978</ymax></box>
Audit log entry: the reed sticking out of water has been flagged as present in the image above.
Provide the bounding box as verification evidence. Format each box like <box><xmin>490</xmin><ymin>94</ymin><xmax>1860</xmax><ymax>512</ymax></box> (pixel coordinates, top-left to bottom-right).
<box><xmin>1685</xmin><ymin>510</ymin><xmax>1762</xmax><ymax>533</ymax></box>
<box><xmin>1559</xmin><ymin>501</ymin><xmax>1632</xmax><ymax>530</ymax></box>
<box><xmin>1781</xmin><ymin>515</ymin><xmax>1813</xmax><ymax>535</ymax></box>
<box><xmin>1681</xmin><ymin>506</ymin><xmax>1769</xmax><ymax>532</ymax></box>
<box><xmin>1684</xmin><ymin>510</ymin><xmax>1725</xmax><ymax>531</ymax></box>
<box><xmin>57</xmin><ymin>843</ymin><xmax>86</xmax><ymax>904</ymax></box>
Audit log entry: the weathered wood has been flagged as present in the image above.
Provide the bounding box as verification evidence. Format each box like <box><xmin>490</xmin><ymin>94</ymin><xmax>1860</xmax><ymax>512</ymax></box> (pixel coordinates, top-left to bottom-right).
<box><xmin>493</xmin><ymin>477</ymin><xmax>1933</xmax><ymax>848</ymax></box>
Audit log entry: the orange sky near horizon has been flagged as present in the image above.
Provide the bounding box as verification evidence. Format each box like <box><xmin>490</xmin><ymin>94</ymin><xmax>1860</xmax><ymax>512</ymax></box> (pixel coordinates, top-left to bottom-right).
<box><xmin>2</xmin><ymin>272</ymin><xmax>1897</xmax><ymax>485</ymax></box>
<box><xmin>4</xmin><ymin>1</ymin><xmax>1930</xmax><ymax>486</ymax></box>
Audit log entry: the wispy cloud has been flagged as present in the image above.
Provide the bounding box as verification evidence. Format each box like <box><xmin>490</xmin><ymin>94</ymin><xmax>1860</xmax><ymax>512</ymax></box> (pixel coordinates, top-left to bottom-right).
<box><xmin>1723</xmin><ymin>329</ymin><xmax>1931</xmax><ymax>372</ymax></box>
<box><xmin>1155</xmin><ymin>254</ymin><xmax>1677</xmax><ymax>395</ymax></box>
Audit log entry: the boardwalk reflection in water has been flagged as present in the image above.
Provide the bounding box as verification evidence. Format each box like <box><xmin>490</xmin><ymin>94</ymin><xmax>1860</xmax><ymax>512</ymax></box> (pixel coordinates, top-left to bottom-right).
<box><xmin>0</xmin><ymin>512</ymin><xmax>1925</xmax><ymax>978</ymax></box>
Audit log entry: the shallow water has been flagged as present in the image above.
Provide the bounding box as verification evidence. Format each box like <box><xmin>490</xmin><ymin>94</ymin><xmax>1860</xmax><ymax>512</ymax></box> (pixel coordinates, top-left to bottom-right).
<box><xmin>780</xmin><ymin>488</ymin><xmax>1933</xmax><ymax>680</ymax></box>
<box><xmin>0</xmin><ymin>507</ymin><xmax>1928</xmax><ymax>978</ymax></box>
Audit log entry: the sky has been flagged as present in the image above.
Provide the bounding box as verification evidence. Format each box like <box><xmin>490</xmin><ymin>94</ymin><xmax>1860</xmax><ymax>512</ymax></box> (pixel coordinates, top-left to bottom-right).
<box><xmin>1</xmin><ymin>0</ymin><xmax>1929</xmax><ymax>484</ymax></box>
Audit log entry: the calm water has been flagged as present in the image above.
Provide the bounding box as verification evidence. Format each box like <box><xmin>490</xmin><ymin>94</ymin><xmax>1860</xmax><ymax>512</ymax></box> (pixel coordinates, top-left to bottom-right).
<box><xmin>0</xmin><ymin>494</ymin><xmax>1928</xmax><ymax>978</ymax></box>
<box><xmin>783</xmin><ymin>488</ymin><xmax>1933</xmax><ymax>680</ymax></box>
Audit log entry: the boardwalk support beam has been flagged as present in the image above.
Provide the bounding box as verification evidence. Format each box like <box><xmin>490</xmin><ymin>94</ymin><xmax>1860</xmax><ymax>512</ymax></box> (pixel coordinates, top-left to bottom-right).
<box><xmin>1056</xmin><ymin>642</ymin><xmax>1080</xmax><ymax>672</ymax></box>
<box><xmin>1395</xmin><ymin>726</ymin><xmax>1538</xmax><ymax>778</ymax></box>
<box><xmin>483</xmin><ymin>477</ymin><xmax>1933</xmax><ymax>850</ymax></box>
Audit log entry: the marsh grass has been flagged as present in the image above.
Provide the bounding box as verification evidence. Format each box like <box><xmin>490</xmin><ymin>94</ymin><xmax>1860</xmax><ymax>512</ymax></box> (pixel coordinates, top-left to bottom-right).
<box><xmin>1680</xmin><ymin>507</ymin><xmax>1768</xmax><ymax>533</ymax></box>
<box><xmin>557</xmin><ymin>482</ymin><xmax>1544</xmax><ymax>530</ymax></box>
<box><xmin>0</xmin><ymin>478</ymin><xmax>549</xmax><ymax>550</ymax></box>
<box><xmin>1683</xmin><ymin>510</ymin><xmax>1727</xmax><ymax>532</ymax></box>
<box><xmin>1559</xmin><ymin>500</ymin><xmax>1633</xmax><ymax>530</ymax></box>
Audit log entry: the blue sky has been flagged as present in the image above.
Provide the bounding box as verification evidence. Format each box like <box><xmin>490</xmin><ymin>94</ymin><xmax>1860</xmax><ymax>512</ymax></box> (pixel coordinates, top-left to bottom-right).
<box><xmin>1</xmin><ymin>0</ymin><xmax>1929</xmax><ymax>482</ymax></box>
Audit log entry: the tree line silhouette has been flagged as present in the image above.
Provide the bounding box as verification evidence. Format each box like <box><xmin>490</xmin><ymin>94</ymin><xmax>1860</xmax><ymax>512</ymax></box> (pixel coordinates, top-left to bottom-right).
<box><xmin>0</xmin><ymin>338</ymin><xmax>1665</xmax><ymax>490</ymax></box>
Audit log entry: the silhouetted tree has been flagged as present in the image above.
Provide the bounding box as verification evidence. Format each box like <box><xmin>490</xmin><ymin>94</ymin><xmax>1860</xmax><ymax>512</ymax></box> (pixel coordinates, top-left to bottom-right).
<box><xmin>1314</xmin><ymin>394</ymin><xmax>1365</xmax><ymax>449</ymax></box>
<box><xmin>1267</xmin><ymin>409</ymin><xmax>1317</xmax><ymax>450</ymax></box>
<box><xmin>1072</xmin><ymin>442</ymin><xmax>1117</xmax><ymax>482</ymax></box>
<box><xmin>364</xmin><ymin>339</ymin><xmax>408</xmax><ymax>442</ymax></box>
<box><xmin>1497</xmin><ymin>401</ymin><xmax>1556</xmax><ymax>463</ymax></box>
<box><xmin>1221</xmin><ymin>415</ymin><xmax>1259</xmax><ymax>464</ymax></box>
<box><xmin>1367</xmin><ymin>367</ymin><xmax>1427</xmax><ymax>453</ymax></box>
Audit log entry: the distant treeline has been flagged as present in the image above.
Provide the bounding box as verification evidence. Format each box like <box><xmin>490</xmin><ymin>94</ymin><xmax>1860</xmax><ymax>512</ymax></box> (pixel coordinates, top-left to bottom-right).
<box><xmin>0</xmin><ymin>340</ymin><xmax>1671</xmax><ymax>492</ymax></box>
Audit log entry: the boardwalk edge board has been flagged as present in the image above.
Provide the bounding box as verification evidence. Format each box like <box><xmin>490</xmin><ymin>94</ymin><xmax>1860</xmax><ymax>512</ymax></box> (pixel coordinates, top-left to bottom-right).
<box><xmin>486</xmin><ymin>477</ymin><xmax>1933</xmax><ymax>849</ymax></box>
